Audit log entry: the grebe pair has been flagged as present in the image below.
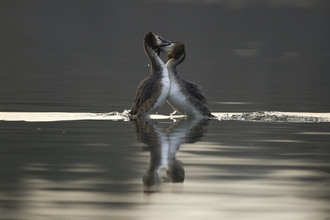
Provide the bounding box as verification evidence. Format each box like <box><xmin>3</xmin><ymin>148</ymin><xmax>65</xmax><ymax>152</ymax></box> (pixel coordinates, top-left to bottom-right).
<box><xmin>130</xmin><ymin>32</ymin><xmax>213</xmax><ymax>119</ymax></box>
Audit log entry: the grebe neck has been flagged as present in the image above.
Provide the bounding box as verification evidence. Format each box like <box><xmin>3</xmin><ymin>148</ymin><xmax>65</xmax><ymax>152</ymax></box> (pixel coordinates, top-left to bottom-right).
<box><xmin>166</xmin><ymin>51</ymin><xmax>185</xmax><ymax>68</ymax></box>
<box><xmin>144</xmin><ymin>43</ymin><xmax>165</xmax><ymax>74</ymax></box>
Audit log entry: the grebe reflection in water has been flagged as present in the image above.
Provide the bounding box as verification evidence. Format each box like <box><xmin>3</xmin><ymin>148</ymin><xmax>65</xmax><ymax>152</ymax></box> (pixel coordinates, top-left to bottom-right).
<box><xmin>131</xmin><ymin>118</ymin><xmax>210</xmax><ymax>192</ymax></box>
<box><xmin>129</xmin><ymin>32</ymin><xmax>171</xmax><ymax>118</ymax></box>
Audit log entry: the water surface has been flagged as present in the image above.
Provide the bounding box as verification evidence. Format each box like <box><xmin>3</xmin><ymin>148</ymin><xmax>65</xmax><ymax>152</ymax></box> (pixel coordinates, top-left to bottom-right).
<box><xmin>1</xmin><ymin>113</ymin><xmax>330</xmax><ymax>219</ymax></box>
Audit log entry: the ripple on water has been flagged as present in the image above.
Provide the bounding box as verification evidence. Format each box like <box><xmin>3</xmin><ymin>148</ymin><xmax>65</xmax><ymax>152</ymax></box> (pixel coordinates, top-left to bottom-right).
<box><xmin>0</xmin><ymin>111</ymin><xmax>329</xmax><ymax>123</ymax></box>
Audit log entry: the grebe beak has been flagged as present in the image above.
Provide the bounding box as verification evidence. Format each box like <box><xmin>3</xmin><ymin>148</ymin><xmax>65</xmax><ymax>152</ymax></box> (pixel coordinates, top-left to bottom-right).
<box><xmin>158</xmin><ymin>36</ymin><xmax>171</xmax><ymax>46</ymax></box>
<box><xmin>160</xmin><ymin>42</ymin><xmax>175</xmax><ymax>53</ymax></box>
<box><xmin>154</xmin><ymin>34</ymin><xmax>171</xmax><ymax>55</ymax></box>
<box><xmin>158</xmin><ymin>40</ymin><xmax>172</xmax><ymax>55</ymax></box>
<box><xmin>158</xmin><ymin>39</ymin><xmax>172</xmax><ymax>54</ymax></box>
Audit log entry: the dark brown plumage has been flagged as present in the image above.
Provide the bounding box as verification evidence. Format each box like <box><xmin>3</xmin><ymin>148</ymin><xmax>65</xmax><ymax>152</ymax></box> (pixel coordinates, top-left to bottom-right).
<box><xmin>129</xmin><ymin>32</ymin><xmax>171</xmax><ymax>118</ymax></box>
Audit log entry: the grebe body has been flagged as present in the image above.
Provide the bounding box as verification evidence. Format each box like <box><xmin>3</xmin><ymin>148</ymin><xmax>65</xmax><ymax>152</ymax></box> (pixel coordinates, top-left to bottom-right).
<box><xmin>164</xmin><ymin>42</ymin><xmax>213</xmax><ymax>118</ymax></box>
<box><xmin>130</xmin><ymin>32</ymin><xmax>171</xmax><ymax>118</ymax></box>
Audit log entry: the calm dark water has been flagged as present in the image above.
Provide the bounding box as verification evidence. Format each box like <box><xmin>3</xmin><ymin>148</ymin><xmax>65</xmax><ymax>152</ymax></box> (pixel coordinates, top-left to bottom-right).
<box><xmin>1</xmin><ymin>0</ymin><xmax>330</xmax><ymax>219</ymax></box>
<box><xmin>1</xmin><ymin>119</ymin><xmax>329</xmax><ymax>219</ymax></box>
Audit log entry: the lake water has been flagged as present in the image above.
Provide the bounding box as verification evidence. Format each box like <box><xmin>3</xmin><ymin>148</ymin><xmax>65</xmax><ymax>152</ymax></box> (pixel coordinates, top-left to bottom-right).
<box><xmin>1</xmin><ymin>112</ymin><xmax>330</xmax><ymax>219</ymax></box>
<box><xmin>1</xmin><ymin>1</ymin><xmax>330</xmax><ymax>219</ymax></box>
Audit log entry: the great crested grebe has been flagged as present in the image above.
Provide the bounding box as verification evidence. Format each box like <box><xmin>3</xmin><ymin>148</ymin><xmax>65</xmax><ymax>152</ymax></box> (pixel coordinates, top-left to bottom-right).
<box><xmin>130</xmin><ymin>32</ymin><xmax>171</xmax><ymax>118</ymax></box>
<box><xmin>163</xmin><ymin>42</ymin><xmax>214</xmax><ymax>118</ymax></box>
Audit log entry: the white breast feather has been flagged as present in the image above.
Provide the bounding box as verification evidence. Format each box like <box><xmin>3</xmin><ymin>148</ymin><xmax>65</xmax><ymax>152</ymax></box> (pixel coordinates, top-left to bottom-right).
<box><xmin>146</xmin><ymin>61</ymin><xmax>170</xmax><ymax>115</ymax></box>
<box><xmin>167</xmin><ymin>80</ymin><xmax>201</xmax><ymax>117</ymax></box>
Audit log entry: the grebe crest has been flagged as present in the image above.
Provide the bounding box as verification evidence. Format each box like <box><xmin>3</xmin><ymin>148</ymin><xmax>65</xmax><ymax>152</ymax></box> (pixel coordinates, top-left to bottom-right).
<box><xmin>129</xmin><ymin>32</ymin><xmax>171</xmax><ymax>119</ymax></box>
<box><xmin>163</xmin><ymin>42</ymin><xmax>214</xmax><ymax>118</ymax></box>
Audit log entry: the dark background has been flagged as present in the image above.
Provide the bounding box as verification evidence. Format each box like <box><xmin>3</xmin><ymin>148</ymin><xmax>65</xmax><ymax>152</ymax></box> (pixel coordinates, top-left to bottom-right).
<box><xmin>1</xmin><ymin>0</ymin><xmax>330</xmax><ymax>113</ymax></box>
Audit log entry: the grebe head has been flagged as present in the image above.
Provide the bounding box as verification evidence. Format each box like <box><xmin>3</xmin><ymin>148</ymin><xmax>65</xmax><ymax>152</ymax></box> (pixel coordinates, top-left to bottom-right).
<box><xmin>144</xmin><ymin>32</ymin><xmax>171</xmax><ymax>55</ymax></box>
<box><xmin>163</xmin><ymin>42</ymin><xmax>186</xmax><ymax>64</ymax></box>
